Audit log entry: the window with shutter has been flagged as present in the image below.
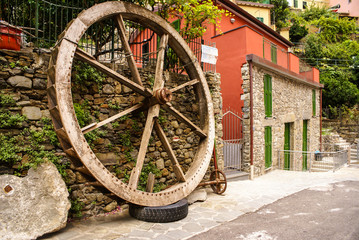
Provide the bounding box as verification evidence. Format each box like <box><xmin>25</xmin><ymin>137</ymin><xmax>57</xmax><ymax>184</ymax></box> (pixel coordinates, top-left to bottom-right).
<box><xmin>294</xmin><ymin>0</ymin><xmax>298</xmax><ymax>8</ymax></box>
<box><xmin>271</xmin><ymin>45</ymin><xmax>277</xmax><ymax>64</ymax></box>
<box><xmin>264</xmin><ymin>74</ymin><xmax>272</xmax><ymax>117</ymax></box>
<box><xmin>257</xmin><ymin>17</ymin><xmax>264</xmax><ymax>23</ymax></box>
<box><xmin>265</xmin><ymin>126</ymin><xmax>272</xmax><ymax>168</ymax></box>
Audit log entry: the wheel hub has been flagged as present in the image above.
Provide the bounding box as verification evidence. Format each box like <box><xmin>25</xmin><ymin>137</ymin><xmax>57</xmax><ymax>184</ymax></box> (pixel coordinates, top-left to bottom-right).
<box><xmin>154</xmin><ymin>88</ymin><xmax>172</xmax><ymax>104</ymax></box>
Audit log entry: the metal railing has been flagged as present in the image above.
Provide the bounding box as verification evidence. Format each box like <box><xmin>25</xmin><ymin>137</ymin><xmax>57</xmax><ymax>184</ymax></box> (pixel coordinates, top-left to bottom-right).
<box><xmin>350</xmin><ymin>142</ymin><xmax>359</xmax><ymax>163</ymax></box>
<box><xmin>1</xmin><ymin>0</ymin><xmax>87</xmax><ymax>47</ymax></box>
<box><xmin>222</xmin><ymin>107</ymin><xmax>243</xmax><ymax>171</ymax></box>
<box><xmin>1</xmin><ymin>0</ymin><xmax>216</xmax><ymax>72</ymax></box>
<box><xmin>278</xmin><ymin>149</ymin><xmax>348</xmax><ymax>172</ymax></box>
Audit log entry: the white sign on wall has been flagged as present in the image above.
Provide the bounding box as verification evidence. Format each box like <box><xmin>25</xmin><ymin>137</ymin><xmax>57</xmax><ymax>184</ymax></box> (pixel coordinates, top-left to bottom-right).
<box><xmin>201</xmin><ymin>45</ymin><xmax>218</xmax><ymax>65</ymax></box>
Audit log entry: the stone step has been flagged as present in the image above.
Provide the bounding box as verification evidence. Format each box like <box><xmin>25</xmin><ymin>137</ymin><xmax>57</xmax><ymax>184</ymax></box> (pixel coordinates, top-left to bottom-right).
<box><xmin>311</xmin><ymin>161</ymin><xmax>334</xmax><ymax>170</ymax></box>
<box><xmin>311</xmin><ymin>165</ymin><xmax>334</xmax><ymax>171</ymax></box>
<box><xmin>311</xmin><ymin>167</ymin><xmax>332</xmax><ymax>172</ymax></box>
<box><xmin>224</xmin><ymin>170</ymin><xmax>249</xmax><ymax>181</ymax></box>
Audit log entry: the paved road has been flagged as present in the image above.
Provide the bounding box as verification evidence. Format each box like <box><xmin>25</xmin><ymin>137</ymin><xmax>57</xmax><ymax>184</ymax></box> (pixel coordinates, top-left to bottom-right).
<box><xmin>190</xmin><ymin>180</ymin><xmax>359</xmax><ymax>240</ymax></box>
<box><xmin>40</xmin><ymin>166</ymin><xmax>359</xmax><ymax>240</ymax></box>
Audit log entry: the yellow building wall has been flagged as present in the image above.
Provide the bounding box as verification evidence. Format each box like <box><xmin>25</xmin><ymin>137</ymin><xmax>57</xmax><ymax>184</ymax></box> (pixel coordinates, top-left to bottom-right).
<box><xmin>279</xmin><ymin>29</ymin><xmax>290</xmax><ymax>41</ymax></box>
<box><xmin>239</xmin><ymin>6</ymin><xmax>271</xmax><ymax>26</ymax></box>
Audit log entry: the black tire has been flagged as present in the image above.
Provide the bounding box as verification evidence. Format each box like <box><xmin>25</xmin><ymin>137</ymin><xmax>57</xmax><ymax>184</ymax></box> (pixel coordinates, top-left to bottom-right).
<box><xmin>129</xmin><ymin>199</ymin><xmax>188</xmax><ymax>223</ymax></box>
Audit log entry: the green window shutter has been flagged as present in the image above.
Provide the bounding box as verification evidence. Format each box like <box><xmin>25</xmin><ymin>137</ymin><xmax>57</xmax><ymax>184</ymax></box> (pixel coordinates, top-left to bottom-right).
<box><xmin>302</xmin><ymin>120</ymin><xmax>308</xmax><ymax>171</ymax></box>
<box><xmin>264</xmin><ymin>74</ymin><xmax>272</xmax><ymax>117</ymax></box>
<box><xmin>312</xmin><ymin>89</ymin><xmax>316</xmax><ymax>116</ymax></box>
<box><xmin>265</xmin><ymin>126</ymin><xmax>272</xmax><ymax>168</ymax></box>
<box><xmin>257</xmin><ymin>17</ymin><xmax>264</xmax><ymax>23</ymax></box>
<box><xmin>284</xmin><ymin>123</ymin><xmax>291</xmax><ymax>170</ymax></box>
<box><xmin>294</xmin><ymin>0</ymin><xmax>298</xmax><ymax>8</ymax></box>
<box><xmin>271</xmin><ymin>45</ymin><xmax>277</xmax><ymax>64</ymax></box>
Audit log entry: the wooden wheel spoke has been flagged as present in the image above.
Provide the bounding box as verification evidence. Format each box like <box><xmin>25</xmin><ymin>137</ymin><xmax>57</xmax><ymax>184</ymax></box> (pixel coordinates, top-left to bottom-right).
<box><xmin>154</xmin><ymin>119</ymin><xmax>186</xmax><ymax>182</ymax></box>
<box><xmin>153</xmin><ymin>34</ymin><xmax>169</xmax><ymax>91</ymax></box>
<box><xmin>170</xmin><ymin>79</ymin><xmax>200</xmax><ymax>93</ymax></box>
<box><xmin>128</xmin><ymin>104</ymin><xmax>160</xmax><ymax>189</ymax></box>
<box><xmin>115</xmin><ymin>14</ymin><xmax>143</xmax><ymax>86</ymax></box>
<box><xmin>163</xmin><ymin>103</ymin><xmax>207</xmax><ymax>138</ymax></box>
<box><xmin>74</xmin><ymin>48</ymin><xmax>151</xmax><ymax>97</ymax></box>
<box><xmin>81</xmin><ymin>103</ymin><xmax>144</xmax><ymax>134</ymax></box>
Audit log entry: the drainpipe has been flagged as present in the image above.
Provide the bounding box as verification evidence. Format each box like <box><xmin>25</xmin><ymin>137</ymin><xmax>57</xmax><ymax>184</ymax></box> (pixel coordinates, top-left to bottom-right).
<box><xmin>320</xmin><ymin>88</ymin><xmax>323</xmax><ymax>152</ymax></box>
<box><xmin>249</xmin><ymin>61</ymin><xmax>254</xmax><ymax>180</ymax></box>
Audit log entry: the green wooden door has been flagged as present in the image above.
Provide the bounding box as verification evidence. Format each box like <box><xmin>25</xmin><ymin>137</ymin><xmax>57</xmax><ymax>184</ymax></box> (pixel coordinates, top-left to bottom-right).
<box><xmin>284</xmin><ymin>123</ymin><xmax>291</xmax><ymax>170</ymax></box>
<box><xmin>302</xmin><ymin>120</ymin><xmax>308</xmax><ymax>170</ymax></box>
<box><xmin>265</xmin><ymin>126</ymin><xmax>272</xmax><ymax>168</ymax></box>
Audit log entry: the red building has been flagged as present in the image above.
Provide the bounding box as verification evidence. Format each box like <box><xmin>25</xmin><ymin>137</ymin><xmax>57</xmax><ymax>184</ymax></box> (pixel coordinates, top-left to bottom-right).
<box><xmin>203</xmin><ymin>0</ymin><xmax>319</xmax><ymax>120</ymax></box>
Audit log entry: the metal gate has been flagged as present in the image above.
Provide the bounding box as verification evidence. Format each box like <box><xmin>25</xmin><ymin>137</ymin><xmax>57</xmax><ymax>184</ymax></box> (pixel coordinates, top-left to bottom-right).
<box><xmin>222</xmin><ymin>108</ymin><xmax>243</xmax><ymax>171</ymax></box>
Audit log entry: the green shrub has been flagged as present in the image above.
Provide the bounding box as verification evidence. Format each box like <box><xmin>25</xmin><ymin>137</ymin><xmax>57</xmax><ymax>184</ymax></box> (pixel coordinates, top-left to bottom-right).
<box><xmin>0</xmin><ymin>93</ymin><xmax>16</xmax><ymax>107</ymax></box>
<box><xmin>0</xmin><ymin>134</ymin><xmax>22</xmax><ymax>165</ymax></box>
<box><xmin>74</xmin><ymin>101</ymin><xmax>92</xmax><ymax>128</ymax></box>
<box><xmin>0</xmin><ymin>111</ymin><xmax>26</xmax><ymax>128</ymax></box>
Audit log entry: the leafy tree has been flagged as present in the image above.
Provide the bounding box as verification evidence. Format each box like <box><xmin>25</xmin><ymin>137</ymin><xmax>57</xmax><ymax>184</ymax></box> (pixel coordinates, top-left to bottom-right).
<box><xmin>320</xmin><ymin>67</ymin><xmax>359</xmax><ymax>108</ymax></box>
<box><xmin>292</xmin><ymin>5</ymin><xmax>359</xmax><ymax>109</ymax></box>
<box><xmin>289</xmin><ymin>19</ymin><xmax>308</xmax><ymax>42</ymax></box>
<box><xmin>156</xmin><ymin>0</ymin><xmax>226</xmax><ymax>39</ymax></box>
<box><xmin>300</xmin><ymin>5</ymin><xmax>333</xmax><ymax>22</ymax></box>
<box><xmin>313</xmin><ymin>16</ymin><xmax>357</xmax><ymax>43</ymax></box>
<box><xmin>303</xmin><ymin>34</ymin><xmax>324</xmax><ymax>65</ymax></box>
<box><xmin>270</xmin><ymin>0</ymin><xmax>290</xmax><ymax>31</ymax></box>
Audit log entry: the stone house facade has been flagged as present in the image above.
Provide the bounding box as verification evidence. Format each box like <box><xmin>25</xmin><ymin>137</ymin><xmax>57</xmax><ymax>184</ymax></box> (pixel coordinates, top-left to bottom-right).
<box><xmin>241</xmin><ymin>54</ymin><xmax>323</xmax><ymax>178</ymax></box>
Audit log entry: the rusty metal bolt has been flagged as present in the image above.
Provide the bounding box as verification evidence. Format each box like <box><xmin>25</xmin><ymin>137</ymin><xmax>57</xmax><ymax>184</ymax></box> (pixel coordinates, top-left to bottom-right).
<box><xmin>4</xmin><ymin>185</ymin><xmax>13</xmax><ymax>194</ymax></box>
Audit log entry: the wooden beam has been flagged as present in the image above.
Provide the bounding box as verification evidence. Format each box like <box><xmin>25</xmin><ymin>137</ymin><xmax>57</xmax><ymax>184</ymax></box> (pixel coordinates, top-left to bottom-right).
<box><xmin>81</xmin><ymin>103</ymin><xmax>144</xmax><ymax>134</ymax></box>
<box><xmin>163</xmin><ymin>103</ymin><xmax>207</xmax><ymax>138</ymax></box>
<box><xmin>153</xmin><ymin>34</ymin><xmax>168</xmax><ymax>91</ymax></box>
<box><xmin>128</xmin><ymin>104</ymin><xmax>160</xmax><ymax>189</ymax></box>
<box><xmin>115</xmin><ymin>14</ymin><xmax>143</xmax><ymax>86</ymax></box>
<box><xmin>154</xmin><ymin>119</ymin><xmax>186</xmax><ymax>182</ymax></box>
<box><xmin>146</xmin><ymin>172</ymin><xmax>155</xmax><ymax>193</ymax></box>
<box><xmin>170</xmin><ymin>79</ymin><xmax>199</xmax><ymax>93</ymax></box>
<box><xmin>74</xmin><ymin>48</ymin><xmax>152</xmax><ymax>97</ymax></box>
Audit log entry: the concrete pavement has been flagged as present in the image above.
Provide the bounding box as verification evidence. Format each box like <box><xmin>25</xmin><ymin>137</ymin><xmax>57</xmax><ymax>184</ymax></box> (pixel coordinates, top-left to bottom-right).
<box><xmin>40</xmin><ymin>165</ymin><xmax>359</xmax><ymax>240</ymax></box>
<box><xmin>191</xmin><ymin>180</ymin><xmax>359</xmax><ymax>240</ymax></box>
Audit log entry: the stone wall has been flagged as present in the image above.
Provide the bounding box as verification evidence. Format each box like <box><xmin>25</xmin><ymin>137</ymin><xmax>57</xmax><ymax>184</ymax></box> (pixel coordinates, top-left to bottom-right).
<box><xmin>323</xmin><ymin>119</ymin><xmax>359</xmax><ymax>144</ymax></box>
<box><xmin>241</xmin><ymin>62</ymin><xmax>321</xmax><ymax>177</ymax></box>
<box><xmin>0</xmin><ymin>48</ymin><xmax>223</xmax><ymax>218</ymax></box>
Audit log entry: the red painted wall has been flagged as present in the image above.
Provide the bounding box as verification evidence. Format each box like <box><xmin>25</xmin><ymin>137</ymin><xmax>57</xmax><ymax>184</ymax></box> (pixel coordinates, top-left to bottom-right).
<box><xmin>202</xmin><ymin>5</ymin><xmax>292</xmax><ymax>118</ymax></box>
<box><xmin>289</xmin><ymin>53</ymin><xmax>300</xmax><ymax>74</ymax></box>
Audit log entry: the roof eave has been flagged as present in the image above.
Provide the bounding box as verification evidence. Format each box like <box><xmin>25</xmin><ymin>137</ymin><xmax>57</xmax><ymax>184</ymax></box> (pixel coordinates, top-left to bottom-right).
<box><xmin>216</xmin><ymin>0</ymin><xmax>293</xmax><ymax>47</ymax></box>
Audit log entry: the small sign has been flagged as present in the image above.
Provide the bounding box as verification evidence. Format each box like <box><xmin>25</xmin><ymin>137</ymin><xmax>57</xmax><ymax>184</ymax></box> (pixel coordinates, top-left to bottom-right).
<box><xmin>201</xmin><ymin>45</ymin><xmax>218</xmax><ymax>65</ymax></box>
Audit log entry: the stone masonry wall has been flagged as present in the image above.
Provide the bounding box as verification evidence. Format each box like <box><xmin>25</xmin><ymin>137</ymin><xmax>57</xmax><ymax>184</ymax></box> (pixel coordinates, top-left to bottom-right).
<box><xmin>241</xmin><ymin>63</ymin><xmax>321</xmax><ymax>177</ymax></box>
<box><xmin>0</xmin><ymin>48</ymin><xmax>223</xmax><ymax>218</ymax></box>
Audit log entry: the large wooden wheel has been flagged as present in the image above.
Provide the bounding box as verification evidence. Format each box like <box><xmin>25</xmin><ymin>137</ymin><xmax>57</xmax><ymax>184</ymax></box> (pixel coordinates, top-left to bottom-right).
<box><xmin>47</xmin><ymin>1</ymin><xmax>214</xmax><ymax>206</ymax></box>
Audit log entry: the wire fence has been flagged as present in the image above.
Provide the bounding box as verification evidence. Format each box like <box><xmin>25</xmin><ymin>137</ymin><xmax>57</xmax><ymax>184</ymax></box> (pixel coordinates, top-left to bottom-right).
<box><xmin>277</xmin><ymin>149</ymin><xmax>348</xmax><ymax>172</ymax></box>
